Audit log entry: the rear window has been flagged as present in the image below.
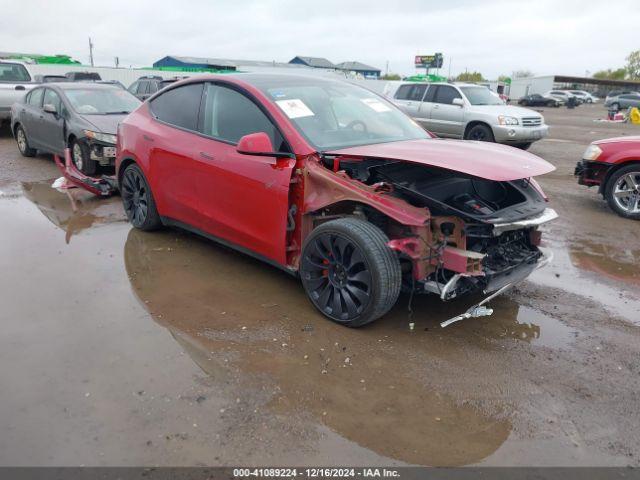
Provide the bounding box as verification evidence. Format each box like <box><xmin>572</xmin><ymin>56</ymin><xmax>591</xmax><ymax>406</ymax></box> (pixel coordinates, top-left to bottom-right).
<box><xmin>150</xmin><ymin>83</ymin><xmax>204</xmax><ymax>131</ymax></box>
<box><xmin>0</xmin><ymin>63</ymin><xmax>31</xmax><ymax>82</ymax></box>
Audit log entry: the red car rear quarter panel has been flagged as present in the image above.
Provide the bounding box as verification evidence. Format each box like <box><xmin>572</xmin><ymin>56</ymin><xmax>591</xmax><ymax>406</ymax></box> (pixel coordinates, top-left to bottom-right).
<box><xmin>326</xmin><ymin>139</ymin><xmax>555</xmax><ymax>181</ymax></box>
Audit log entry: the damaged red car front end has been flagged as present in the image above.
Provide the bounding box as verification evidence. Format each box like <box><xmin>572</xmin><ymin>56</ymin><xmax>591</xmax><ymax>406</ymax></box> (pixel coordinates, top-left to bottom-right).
<box><xmin>116</xmin><ymin>74</ymin><xmax>557</xmax><ymax>327</ymax></box>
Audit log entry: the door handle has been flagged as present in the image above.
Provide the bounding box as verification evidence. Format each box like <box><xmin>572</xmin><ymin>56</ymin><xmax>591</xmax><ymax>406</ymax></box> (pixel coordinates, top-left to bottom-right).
<box><xmin>15</xmin><ymin>85</ymin><xmax>25</xmax><ymax>91</ymax></box>
<box><xmin>142</xmin><ymin>134</ymin><xmax>154</xmax><ymax>142</ymax></box>
<box><xmin>199</xmin><ymin>151</ymin><xmax>214</xmax><ymax>160</ymax></box>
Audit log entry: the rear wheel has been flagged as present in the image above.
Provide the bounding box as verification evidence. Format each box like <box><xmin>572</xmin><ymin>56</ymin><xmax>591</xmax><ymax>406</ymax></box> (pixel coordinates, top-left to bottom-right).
<box><xmin>611</xmin><ymin>102</ymin><xmax>620</xmax><ymax>111</ymax></box>
<box><xmin>15</xmin><ymin>125</ymin><xmax>36</xmax><ymax>157</ymax></box>
<box><xmin>300</xmin><ymin>218</ymin><xmax>401</xmax><ymax>327</ymax></box>
<box><xmin>71</xmin><ymin>139</ymin><xmax>97</xmax><ymax>175</ymax></box>
<box><xmin>465</xmin><ymin>124</ymin><xmax>495</xmax><ymax>142</ymax></box>
<box><xmin>605</xmin><ymin>165</ymin><xmax>640</xmax><ymax>220</ymax></box>
<box><xmin>121</xmin><ymin>163</ymin><xmax>162</xmax><ymax>230</ymax></box>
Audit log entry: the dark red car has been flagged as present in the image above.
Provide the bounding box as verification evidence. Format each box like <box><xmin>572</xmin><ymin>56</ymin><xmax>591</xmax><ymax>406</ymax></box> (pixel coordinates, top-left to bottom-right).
<box><xmin>575</xmin><ymin>136</ymin><xmax>640</xmax><ymax>220</ymax></box>
<box><xmin>116</xmin><ymin>74</ymin><xmax>557</xmax><ymax>327</ymax></box>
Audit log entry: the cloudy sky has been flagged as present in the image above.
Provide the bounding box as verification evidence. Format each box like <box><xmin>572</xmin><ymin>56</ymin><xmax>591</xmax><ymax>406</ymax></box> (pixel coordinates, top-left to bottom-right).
<box><xmin>1</xmin><ymin>0</ymin><xmax>638</xmax><ymax>79</ymax></box>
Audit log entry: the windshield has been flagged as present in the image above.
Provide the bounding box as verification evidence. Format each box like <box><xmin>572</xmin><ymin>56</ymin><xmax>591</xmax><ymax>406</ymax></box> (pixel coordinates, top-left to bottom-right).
<box><xmin>0</xmin><ymin>63</ymin><xmax>31</xmax><ymax>82</ymax></box>
<box><xmin>255</xmin><ymin>78</ymin><xmax>429</xmax><ymax>150</ymax></box>
<box><xmin>459</xmin><ymin>86</ymin><xmax>503</xmax><ymax>105</ymax></box>
<box><xmin>65</xmin><ymin>88</ymin><xmax>141</xmax><ymax>114</ymax></box>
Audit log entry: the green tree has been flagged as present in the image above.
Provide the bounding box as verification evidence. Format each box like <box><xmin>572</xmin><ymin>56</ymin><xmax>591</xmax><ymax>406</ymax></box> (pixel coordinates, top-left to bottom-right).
<box><xmin>593</xmin><ymin>68</ymin><xmax>627</xmax><ymax>80</ymax></box>
<box><xmin>381</xmin><ymin>73</ymin><xmax>401</xmax><ymax>80</ymax></box>
<box><xmin>497</xmin><ymin>74</ymin><xmax>510</xmax><ymax>82</ymax></box>
<box><xmin>626</xmin><ymin>50</ymin><xmax>640</xmax><ymax>79</ymax></box>
<box><xmin>455</xmin><ymin>71</ymin><xmax>484</xmax><ymax>82</ymax></box>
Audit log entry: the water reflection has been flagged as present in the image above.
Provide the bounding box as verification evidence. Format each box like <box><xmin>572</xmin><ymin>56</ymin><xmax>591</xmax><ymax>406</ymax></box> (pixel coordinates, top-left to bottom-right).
<box><xmin>569</xmin><ymin>238</ymin><xmax>640</xmax><ymax>286</ymax></box>
<box><xmin>123</xmin><ymin>227</ymin><xmax>513</xmax><ymax>466</ymax></box>
<box><xmin>21</xmin><ymin>180</ymin><xmax>124</xmax><ymax>243</ymax></box>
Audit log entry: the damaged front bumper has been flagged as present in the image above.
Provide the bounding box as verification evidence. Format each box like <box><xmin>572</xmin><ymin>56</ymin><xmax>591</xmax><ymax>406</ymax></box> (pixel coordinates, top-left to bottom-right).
<box><xmin>440</xmin><ymin>247</ymin><xmax>553</xmax><ymax>327</ymax></box>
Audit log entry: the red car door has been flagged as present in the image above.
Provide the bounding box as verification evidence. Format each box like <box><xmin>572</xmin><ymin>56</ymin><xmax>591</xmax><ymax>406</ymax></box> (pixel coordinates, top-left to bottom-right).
<box><xmin>144</xmin><ymin>83</ymin><xmax>206</xmax><ymax>229</ymax></box>
<box><xmin>192</xmin><ymin>83</ymin><xmax>295</xmax><ymax>265</ymax></box>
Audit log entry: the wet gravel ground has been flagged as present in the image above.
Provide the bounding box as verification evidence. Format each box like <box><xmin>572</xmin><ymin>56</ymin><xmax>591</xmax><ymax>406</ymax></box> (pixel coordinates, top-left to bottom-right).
<box><xmin>0</xmin><ymin>104</ymin><xmax>639</xmax><ymax>467</ymax></box>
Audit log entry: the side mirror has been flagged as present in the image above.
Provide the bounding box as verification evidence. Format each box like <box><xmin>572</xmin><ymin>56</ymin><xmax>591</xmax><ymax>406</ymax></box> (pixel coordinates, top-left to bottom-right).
<box><xmin>236</xmin><ymin>132</ymin><xmax>294</xmax><ymax>161</ymax></box>
<box><xmin>452</xmin><ymin>98</ymin><xmax>464</xmax><ymax>107</ymax></box>
<box><xmin>43</xmin><ymin>103</ymin><xmax>57</xmax><ymax>115</ymax></box>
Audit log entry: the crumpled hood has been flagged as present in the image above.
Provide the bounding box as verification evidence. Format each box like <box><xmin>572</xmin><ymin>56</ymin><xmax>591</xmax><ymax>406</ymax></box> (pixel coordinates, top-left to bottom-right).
<box><xmin>326</xmin><ymin>139</ymin><xmax>555</xmax><ymax>181</ymax></box>
<box><xmin>79</xmin><ymin>114</ymin><xmax>127</xmax><ymax>135</ymax></box>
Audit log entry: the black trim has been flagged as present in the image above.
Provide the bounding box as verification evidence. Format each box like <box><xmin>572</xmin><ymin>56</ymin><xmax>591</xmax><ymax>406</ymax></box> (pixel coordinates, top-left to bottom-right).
<box><xmin>160</xmin><ymin>216</ymin><xmax>298</xmax><ymax>277</ymax></box>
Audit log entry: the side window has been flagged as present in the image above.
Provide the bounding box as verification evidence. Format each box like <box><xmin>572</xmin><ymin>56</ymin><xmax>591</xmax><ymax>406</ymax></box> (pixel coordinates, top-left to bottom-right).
<box><xmin>137</xmin><ymin>81</ymin><xmax>149</xmax><ymax>95</ymax></box>
<box><xmin>128</xmin><ymin>81</ymin><xmax>139</xmax><ymax>94</ymax></box>
<box><xmin>150</xmin><ymin>83</ymin><xmax>204</xmax><ymax>131</ymax></box>
<box><xmin>409</xmin><ymin>85</ymin><xmax>427</xmax><ymax>101</ymax></box>
<box><xmin>200</xmin><ymin>83</ymin><xmax>285</xmax><ymax>149</ymax></box>
<box><xmin>394</xmin><ymin>85</ymin><xmax>412</xmax><ymax>100</ymax></box>
<box><xmin>434</xmin><ymin>86</ymin><xmax>462</xmax><ymax>105</ymax></box>
<box><xmin>43</xmin><ymin>89</ymin><xmax>62</xmax><ymax>112</ymax></box>
<box><xmin>423</xmin><ymin>86</ymin><xmax>437</xmax><ymax>103</ymax></box>
<box><xmin>149</xmin><ymin>82</ymin><xmax>158</xmax><ymax>94</ymax></box>
<box><xmin>28</xmin><ymin>88</ymin><xmax>44</xmax><ymax>107</ymax></box>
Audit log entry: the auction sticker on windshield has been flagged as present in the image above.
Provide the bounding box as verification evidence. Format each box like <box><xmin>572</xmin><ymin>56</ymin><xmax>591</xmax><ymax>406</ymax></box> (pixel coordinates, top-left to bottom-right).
<box><xmin>275</xmin><ymin>99</ymin><xmax>314</xmax><ymax>119</ymax></box>
<box><xmin>361</xmin><ymin>98</ymin><xmax>392</xmax><ymax>113</ymax></box>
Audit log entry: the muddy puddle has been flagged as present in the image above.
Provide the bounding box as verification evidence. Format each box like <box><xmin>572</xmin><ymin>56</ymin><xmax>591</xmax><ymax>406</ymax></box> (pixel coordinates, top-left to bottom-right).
<box><xmin>1</xmin><ymin>178</ymin><xmax>633</xmax><ymax>466</ymax></box>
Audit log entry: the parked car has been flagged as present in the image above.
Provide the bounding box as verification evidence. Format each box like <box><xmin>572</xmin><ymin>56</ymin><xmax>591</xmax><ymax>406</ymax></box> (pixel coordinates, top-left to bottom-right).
<box><xmin>569</xmin><ymin>90</ymin><xmax>598</xmax><ymax>103</ymax></box>
<box><xmin>65</xmin><ymin>71</ymin><xmax>102</xmax><ymax>82</ymax></box>
<box><xmin>0</xmin><ymin>60</ymin><xmax>35</xmax><ymax>124</ymax></box>
<box><xmin>117</xmin><ymin>74</ymin><xmax>557</xmax><ymax>327</ymax></box>
<box><xmin>605</xmin><ymin>90</ymin><xmax>639</xmax><ymax>103</ymax></box>
<box><xmin>544</xmin><ymin>90</ymin><xmax>581</xmax><ymax>105</ymax></box>
<box><xmin>128</xmin><ymin>76</ymin><xmax>181</xmax><ymax>101</ymax></box>
<box><xmin>604</xmin><ymin>93</ymin><xmax>640</xmax><ymax>110</ymax></box>
<box><xmin>575</xmin><ymin>136</ymin><xmax>640</xmax><ymax>219</ymax></box>
<box><xmin>518</xmin><ymin>94</ymin><xmax>562</xmax><ymax>107</ymax></box>
<box><xmin>34</xmin><ymin>74</ymin><xmax>69</xmax><ymax>84</ymax></box>
<box><xmin>11</xmin><ymin>83</ymin><xmax>140</xmax><ymax>174</ymax></box>
<box><xmin>392</xmin><ymin>82</ymin><xmax>548</xmax><ymax>150</ymax></box>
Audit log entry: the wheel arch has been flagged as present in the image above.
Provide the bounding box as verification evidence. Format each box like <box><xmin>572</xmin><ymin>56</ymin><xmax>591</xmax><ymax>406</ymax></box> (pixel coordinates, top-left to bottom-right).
<box><xmin>117</xmin><ymin>156</ymin><xmax>138</xmax><ymax>187</ymax></box>
<box><xmin>464</xmin><ymin>120</ymin><xmax>494</xmax><ymax>139</ymax></box>
<box><xmin>599</xmin><ymin>159</ymin><xmax>640</xmax><ymax>195</ymax></box>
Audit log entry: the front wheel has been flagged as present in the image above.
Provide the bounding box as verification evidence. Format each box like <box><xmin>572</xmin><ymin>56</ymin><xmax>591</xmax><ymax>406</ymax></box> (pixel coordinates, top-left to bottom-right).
<box><xmin>300</xmin><ymin>218</ymin><xmax>401</xmax><ymax>327</ymax></box>
<box><xmin>71</xmin><ymin>139</ymin><xmax>97</xmax><ymax>175</ymax></box>
<box><xmin>465</xmin><ymin>124</ymin><xmax>495</xmax><ymax>142</ymax></box>
<box><xmin>15</xmin><ymin>125</ymin><xmax>36</xmax><ymax>157</ymax></box>
<box><xmin>121</xmin><ymin>163</ymin><xmax>162</xmax><ymax>230</ymax></box>
<box><xmin>605</xmin><ymin>165</ymin><xmax>640</xmax><ymax>220</ymax></box>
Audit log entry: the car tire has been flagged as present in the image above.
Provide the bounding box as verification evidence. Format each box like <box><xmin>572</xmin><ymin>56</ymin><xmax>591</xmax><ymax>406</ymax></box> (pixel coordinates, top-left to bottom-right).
<box><xmin>514</xmin><ymin>143</ymin><xmax>532</xmax><ymax>150</ymax></box>
<box><xmin>546</xmin><ymin>101</ymin><xmax>556</xmax><ymax>107</ymax></box>
<box><xmin>121</xmin><ymin>163</ymin><xmax>162</xmax><ymax>231</ymax></box>
<box><xmin>300</xmin><ymin>217</ymin><xmax>401</xmax><ymax>328</ymax></box>
<box><xmin>611</xmin><ymin>102</ymin><xmax>620</xmax><ymax>111</ymax></box>
<box><xmin>604</xmin><ymin>165</ymin><xmax>640</xmax><ymax>220</ymax></box>
<box><xmin>71</xmin><ymin>139</ymin><xmax>97</xmax><ymax>176</ymax></box>
<box><xmin>465</xmin><ymin>124</ymin><xmax>495</xmax><ymax>142</ymax></box>
<box><xmin>15</xmin><ymin>125</ymin><xmax>36</xmax><ymax>157</ymax></box>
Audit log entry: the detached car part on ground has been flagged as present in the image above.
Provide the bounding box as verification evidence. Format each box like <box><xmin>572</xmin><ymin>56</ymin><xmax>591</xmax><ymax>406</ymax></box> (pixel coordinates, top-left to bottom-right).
<box><xmin>11</xmin><ymin>82</ymin><xmax>140</xmax><ymax>175</ymax></box>
<box><xmin>109</xmin><ymin>74</ymin><xmax>558</xmax><ymax>328</ymax></box>
<box><xmin>575</xmin><ymin>136</ymin><xmax>640</xmax><ymax>220</ymax></box>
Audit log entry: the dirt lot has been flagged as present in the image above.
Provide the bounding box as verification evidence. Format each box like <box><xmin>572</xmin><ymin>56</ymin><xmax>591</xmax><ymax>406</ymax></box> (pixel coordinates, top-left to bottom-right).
<box><xmin>0</xmin><ymin>104</ymin><xmax>639</xmax><ymax>467</ymax></box>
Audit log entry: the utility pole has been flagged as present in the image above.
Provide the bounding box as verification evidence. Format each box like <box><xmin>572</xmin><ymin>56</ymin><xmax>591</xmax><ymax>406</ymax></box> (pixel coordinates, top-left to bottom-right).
<box><xmin>448</xmin><ymin>58</ymin><xmax>452</xmax><ymax>80</ymax></box>
<box><xmin>88</xmin><ymin>37</ymin><xmax>94</xmax><ymax>67</ymax></box>
<box><xmin>385</xmin><ymin>60</ymin><xmax>389</xmax><ymax>76</ymax></box>
<box><xmin>115</xmin><ymin>56</ymin><xmax>119</xmax><ymax>68</ymax></box>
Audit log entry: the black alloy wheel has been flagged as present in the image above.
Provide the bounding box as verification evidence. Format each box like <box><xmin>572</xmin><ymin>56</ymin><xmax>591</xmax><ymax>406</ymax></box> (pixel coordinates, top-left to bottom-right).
<box><xmin>466</xmin><ymin>124</ymin><xmax>495</xmax><ymax>142</ymax></box>
<box><xmin>300</xmin><ymin>218</ymin><xmax>401</xmax><ymax>327</ymax></box>
<box><xmin>121</xmin><ymin>164</ymin><xmax>161</xmax><ymax>230</ymax></box>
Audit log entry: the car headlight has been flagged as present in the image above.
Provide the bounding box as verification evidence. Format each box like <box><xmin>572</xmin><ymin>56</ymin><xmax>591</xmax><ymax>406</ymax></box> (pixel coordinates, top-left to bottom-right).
<box><xmin>498</xmin><ymin>115</ymin><xmax>519</xmax><ymax>126</ymax></box>
<box><xmin>582</xmin><ymin>144</ymin><xmax>602</xmax><ymax>160</ymax></box>
<box><xmin>83</xmin><ymin>130</ymin><xmax>117</xmax><ymax>144</ymax></box>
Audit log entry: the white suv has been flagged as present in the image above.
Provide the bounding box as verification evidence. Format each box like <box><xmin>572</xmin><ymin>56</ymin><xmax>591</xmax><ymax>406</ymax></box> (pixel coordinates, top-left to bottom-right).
<box><xmin>0</xmin><ymin>60</ymin><xmax>35</xmax><ymax>123</ymax></box>
<box><xmin>392</xmin><ymin>82</ymin><xmax>548</xmax><ymax>150</ymax></box>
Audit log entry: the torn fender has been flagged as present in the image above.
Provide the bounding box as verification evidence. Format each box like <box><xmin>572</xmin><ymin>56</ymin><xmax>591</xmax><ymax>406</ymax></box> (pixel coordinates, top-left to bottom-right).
<box><xmin>302</xmin><ymin>159</ymin><xmax>430</xmax><ymax>226</ymax></box>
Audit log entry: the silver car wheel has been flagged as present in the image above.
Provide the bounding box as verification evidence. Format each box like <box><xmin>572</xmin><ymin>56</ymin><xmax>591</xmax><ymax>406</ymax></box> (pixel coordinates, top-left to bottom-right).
<box><xmin>613</xmin><ymin>172</ymin><xmax>640</xmax><ymax>214</ymax></box>
<box><xmin>17</xmin><ymin>128</ymin><xmax>27</xmax><ymax>153</ymax></box>
<box><xmin>72</xmin><ymin>143</ymin><xmax>84</xmax><ymax>171</ymax></box>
